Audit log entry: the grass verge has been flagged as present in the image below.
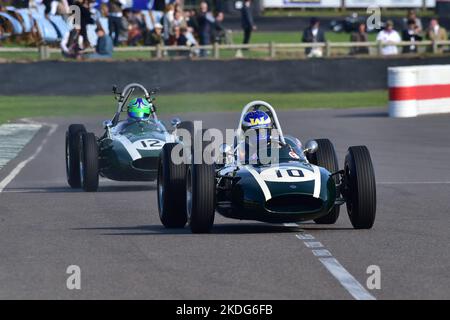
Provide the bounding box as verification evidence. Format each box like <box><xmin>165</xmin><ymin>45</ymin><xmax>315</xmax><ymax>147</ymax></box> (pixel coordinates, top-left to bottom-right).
<box><xmin>0</xmin><ymin>91</ymin><xmax>387</xmax><ymax>124</ymax></box>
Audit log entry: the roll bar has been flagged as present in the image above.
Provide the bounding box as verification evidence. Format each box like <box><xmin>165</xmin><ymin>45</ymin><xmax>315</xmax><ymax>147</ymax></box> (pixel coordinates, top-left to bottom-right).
<box><xmin>236</xmin><ymin>100</ymin><xmax>286</xmax><ymax>145</ymax></box>
<box><xmin>112</xmin><ymin>83</ymin><xmax>158</xmax><ymax>124</ymax></box>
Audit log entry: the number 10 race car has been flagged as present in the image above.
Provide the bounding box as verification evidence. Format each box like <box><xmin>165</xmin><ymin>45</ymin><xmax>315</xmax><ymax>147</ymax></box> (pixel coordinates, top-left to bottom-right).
<box><xmin>158</xmin><ymin>101</ymin><xmax>376</xmax><ymax>233</ymax></box>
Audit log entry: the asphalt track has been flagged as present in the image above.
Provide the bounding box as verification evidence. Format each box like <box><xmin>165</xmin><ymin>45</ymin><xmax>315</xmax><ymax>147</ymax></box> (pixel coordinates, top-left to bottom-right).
<box><xmin>0</xmin><ymin>107</ymin><xmax>449</xmax><ymax>299</ymax></box>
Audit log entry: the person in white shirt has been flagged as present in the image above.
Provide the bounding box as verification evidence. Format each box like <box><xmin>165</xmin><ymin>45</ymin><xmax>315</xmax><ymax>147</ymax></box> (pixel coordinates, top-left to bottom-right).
<box><xmin>376</xmin><ymin>20</ymin><xmax>401</xmax><ymax>55</ymax></box>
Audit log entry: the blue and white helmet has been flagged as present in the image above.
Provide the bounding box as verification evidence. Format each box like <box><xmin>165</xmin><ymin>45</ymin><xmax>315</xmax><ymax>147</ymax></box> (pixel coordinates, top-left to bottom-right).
<box><xmin>242</xmin><ymin>110</ymin><xmax>272</xmax><ymax>131</ymax></box>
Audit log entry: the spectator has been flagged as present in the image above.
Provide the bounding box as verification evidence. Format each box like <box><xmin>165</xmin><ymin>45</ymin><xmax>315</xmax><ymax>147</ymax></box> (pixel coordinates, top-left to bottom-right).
<box><xmin>168</xmin><ymin>25</ymin><xmax>192</xmax><ymax>57</ymax></box>
<box><xmin>426</xmin><ymin>18</ymin><xmax>448</xmax><ymax>53</ymax></box>
<box><xmin>162</xmin><ymin>4</ymin><xmax>175</xmax><ymax>43</ymax></box>
<box><xmin>302</xmin><ymin>17</ymin><xmax>325</xmax><ymax>57</ymax></box>
<box><xmin>172</xmin><ymin>9</ymin><xmax>187</xmax><ymax>30</ymax></box>
<box><xmin>60</xmin><ymin>25</ymin><xmax>84</xmax><ymax>59</ymax></box>
<box><xmin>403</xmin><ymin>9</ymin><xmax>423</xmax><ymax>33</ymax></box>
<box><xmin>186</xmin><ymin>9</ymin><xmax>199</xmax><ymax>35</ymax></box>
<box><xmin>87</xmin><ymin>27</ymin><xmax>113</xmax><ymax>59</ymax></box>
<box><xmin>124</xmin><ymin>10</ymin><xmax>143</xmax><ymax>46</ymax></box>
<box><xmin>146</xmin><ymin>22</ymin><xmax>163</xmax><ymax>46</ymax></box>
<box><xmin>213</xmin><ymin>11</ymin><xmax>226</xmax><ymax>44</ymax></box>
<box><xmin>376</xmin><ymin>20</ymin><xmax>401</xmax><ymax>55</ymax></box>
<box><xmin>241</xmin><ymin>0</ymin><xmax>255</xmax><ymax>44</ymax></box>
<box><xmin>108</xmin><ymin>0</ymin><xmax>125</xmax><ymax>46</ymax></box>
<box><xmin>197</xmin><ymin>1</ymin><xmax>213</xmax><ymax>56</ymax></box>
<box><xmin>350</xmin><ymin>22</ymin><xmax>369</xmax><ymax>55</ymax></box>
<box><xmin>75</xmin><ymin>0</ymin><xmax>94</xmax><ymax>48</ymax></box>
<box><xmin>402</xmin><ymin>19</ymin><xmax>422</xmax><ymax>54</ymax></box>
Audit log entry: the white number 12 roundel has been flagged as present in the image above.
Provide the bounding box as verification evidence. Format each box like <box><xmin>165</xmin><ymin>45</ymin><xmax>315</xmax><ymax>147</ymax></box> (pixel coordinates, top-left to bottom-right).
<box><xmin>133</xmin><ymin>139</ymin><xmax>164</xmax><ymax>150</ymax></box>
<box><xmin>259</xmin><ymin>166</ymin><xmax>315</xmax><ymax>182</ymax></box>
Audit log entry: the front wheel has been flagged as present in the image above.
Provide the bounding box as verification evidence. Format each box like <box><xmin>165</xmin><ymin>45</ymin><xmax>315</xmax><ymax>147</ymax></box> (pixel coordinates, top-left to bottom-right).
<box><xmin>186</xmin><ymin>163</ymin><xmax>216</xmax><ymax>234</ymax></box>
<box><xmin>307</xmin><ymin>138</ymin><xmax>340</xmax><ymax>224</ymax></box>
<box><xmin>79</xmin><ymin>132</ymin><xmax>99</xmax><ymax>192</ymax></box>
<box><xmin>65</xmin><ymin>124</ymin><xmax>86</xmax><ymax>188</ymax></box>
<box><xmin>344</xmin><ymin>146</ymin><xmax>376</xmax><ymax>229</ymax></box>
<box><xmin>157</xmin><ymin>143</ymin><xmax>187</xmax><ymax>228</ymax></box>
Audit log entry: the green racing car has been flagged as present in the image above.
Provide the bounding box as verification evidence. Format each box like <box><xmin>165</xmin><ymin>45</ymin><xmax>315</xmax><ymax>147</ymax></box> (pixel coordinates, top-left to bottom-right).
<box><xmin>157</xmin><ymin>101</ymin><xmax>377</xmax><ymax>233</ymax></box>
<box><xmin>65</xmin><ymin>83</ymin><xmax>182</xmax><ymax>192</ymax></box>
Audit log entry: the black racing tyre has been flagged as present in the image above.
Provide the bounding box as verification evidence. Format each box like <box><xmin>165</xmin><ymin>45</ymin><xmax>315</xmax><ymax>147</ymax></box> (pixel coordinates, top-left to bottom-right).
<box><xmin>185</xmin><ymin>163</ymin><xmax>216</xmax><ymax>233</ymax></box>
<box><xmin>307</xmin><ymin>139</ymin><xmax>340</xmax><ymax>224</ymax></box>
<box><xmin>79</xmin><ymin>132</ymin><xmax>99</xmax><ymax>192</ymax></box>
<box><xmin>65</xmin><ymin>124</ymin><xmax>86</xmax><ymax>188</ymax></box>
<box><xmin>157</xmin><ymin>142</ymin><xmax>188</xmax><ymax>228</ymax></box>
<box><xmin>344</xmin><ymin>146</ymin><xmax>376</xmax><ymax>229</ymax></box>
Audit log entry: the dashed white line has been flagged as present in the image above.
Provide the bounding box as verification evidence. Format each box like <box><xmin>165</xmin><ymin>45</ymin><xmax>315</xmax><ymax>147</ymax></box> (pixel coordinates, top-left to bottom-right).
<box><xmin>312</xmin><ymin>249</ymin><xmax>332</xmax><ymax>257</ymax></box>
<box><xmin>304</xmin><ymin>241</ymin><xmax>324</xmax><ymax>248</ymax></box>
<box><xmin>286</xmin><ymin>225</ymin><xmax>376</xmax><ymax>300</ymax></box>
<box><xmin>0</xmin><ymin>124</ymin><xmax>58</xmax><ymax>193</ymax></box>
<box><xmin>319</xmin><ymin>257</ymin><xmax>376</xmax><ymax>300</ymax></box>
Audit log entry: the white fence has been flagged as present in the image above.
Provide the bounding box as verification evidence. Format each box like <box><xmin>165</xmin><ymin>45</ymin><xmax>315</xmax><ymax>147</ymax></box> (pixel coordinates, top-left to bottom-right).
<box><xmin>1</xmin><ymin>39</ymin><xmax>450</xmax><ymax>60</ymax></box>
<box><xmin>262</xmin><ymin>0</ymin><xmax>436</xmax><ymax>8</ymax></box>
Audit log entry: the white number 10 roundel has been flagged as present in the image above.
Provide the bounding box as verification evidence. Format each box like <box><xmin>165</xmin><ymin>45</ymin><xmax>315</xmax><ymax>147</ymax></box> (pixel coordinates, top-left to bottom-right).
<box><xmin>259</xmin><ymin>166</ymin><xmax>316</xmax><ymax>182</ymax></box>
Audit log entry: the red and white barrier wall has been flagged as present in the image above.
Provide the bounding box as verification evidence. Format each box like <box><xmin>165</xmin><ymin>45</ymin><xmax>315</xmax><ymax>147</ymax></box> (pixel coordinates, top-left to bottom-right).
<box><xmin>388</xmin><ymin>65</ymin><xmax>450</xmax><ymax>118</ymax></box>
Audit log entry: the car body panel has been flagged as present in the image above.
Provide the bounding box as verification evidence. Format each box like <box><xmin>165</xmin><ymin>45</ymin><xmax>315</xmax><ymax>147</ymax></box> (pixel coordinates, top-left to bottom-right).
<box><xmin>98</xmin><ymin>120</ymin><xmax>173</xmax><ymax>181</ymax></box>
<box><xmin>216</xmin><ymin>152</ymin><xmax>337</xmax><ymax>223</ymax></box>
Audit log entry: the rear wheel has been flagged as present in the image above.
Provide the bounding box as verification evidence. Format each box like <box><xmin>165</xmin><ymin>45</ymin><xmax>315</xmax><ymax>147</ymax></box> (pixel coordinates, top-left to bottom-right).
<box><xmin>65</xmin><ymin>124</ymin><xmax>86</xmax><ymax>188</ymax></box>
<box><xmin>79</xmin><ymin>132</ymin><xmax>99</xmax><ymax>192</ymax></box>
<box><xmin>344</xmin><ymin>146</ymin><xmax>376</xmax><ymax>229</ymax></box>
<box><xmin>307</xmin><ymin>139</ymin><xmax>340</xmax><ymax>224</ymax></box>
<box><xmin>157</xmin><ymin>142</ymin><xmax>187</xmax><ymax>228</ymax></box>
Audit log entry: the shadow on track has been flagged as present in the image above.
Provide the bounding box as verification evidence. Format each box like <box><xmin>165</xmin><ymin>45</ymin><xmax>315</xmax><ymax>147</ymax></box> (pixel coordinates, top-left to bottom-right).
<box><xmin>4</xmin><ymin>185</ymin><xmax>156</xmax><ymax>193</ymax></box>
<box><xmin>73</xmin><ymin>223</ymin><xmax>352</xmax><ymax>235</ymax></box>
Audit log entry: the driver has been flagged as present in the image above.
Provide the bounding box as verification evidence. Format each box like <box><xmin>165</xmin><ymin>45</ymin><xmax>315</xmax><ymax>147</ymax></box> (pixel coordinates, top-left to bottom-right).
<box><xmin>127</xmin><ymin>97</ymin><xmax>153</xmax><ymax>121</ymax></box>
<box><xmin>239</xmin><ymin>110</ymin><xmax>274</xmax><ymax>164</ymax></box>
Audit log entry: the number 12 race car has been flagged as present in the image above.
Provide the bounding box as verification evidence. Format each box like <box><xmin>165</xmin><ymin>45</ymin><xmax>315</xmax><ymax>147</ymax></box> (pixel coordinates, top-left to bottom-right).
<box><xmin>65</xmin><ymin>83</ymin><xmax>180</xmax><ymax>192</ymax></box>
<box><xmin>158</xmin><ymin>101</ymin><xmax>376</xmax><ymax>233</ymax></box>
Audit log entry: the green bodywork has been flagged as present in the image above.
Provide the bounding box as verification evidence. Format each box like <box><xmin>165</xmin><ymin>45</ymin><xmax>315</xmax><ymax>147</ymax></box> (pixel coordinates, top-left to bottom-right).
<box><xmin>216</xmin><ymin>137</ymin><xmax>337</xmax><ymax>223</ymax></box>
<box><xmin>98</xmin><ymin>120</ymin><xmax>171</xmax><ymax>181</ymax></box>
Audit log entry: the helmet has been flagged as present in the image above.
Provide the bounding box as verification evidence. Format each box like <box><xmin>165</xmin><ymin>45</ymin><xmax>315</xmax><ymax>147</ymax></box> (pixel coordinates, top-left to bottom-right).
<box><xmin>127</xmin><ymin>97</ymin><xmax>152</xmax><ymax>120</ymax></box>
<box><xmin>242</xmin><ymin>110</ymin><xmax>272</xmax><ymax>131</ymax></box>
<box><xmin>241</xmin><ymin>110</ymin><xmax>272</xmax><ymax>151</ymax></box>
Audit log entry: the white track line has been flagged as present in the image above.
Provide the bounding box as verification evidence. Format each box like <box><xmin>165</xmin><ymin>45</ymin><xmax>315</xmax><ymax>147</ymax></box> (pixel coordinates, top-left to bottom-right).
<box><xmin>378</xmin><ymin>181</ymin><xmax>450</xmax><ymax>185</ymax></box>
<box><xmin>284</xmin><ymin>224</ymin><xmax>376</xmax><ymax>300</ymax></box>
<box><xmin>0</xmin><ymin>124</ymin><xmax>58</xmax><ymax>193</ymax></box>
<box><xmin>319</xmin><ymin>258</ymin><xmax>376</xmax><ymax>300</ymax></box>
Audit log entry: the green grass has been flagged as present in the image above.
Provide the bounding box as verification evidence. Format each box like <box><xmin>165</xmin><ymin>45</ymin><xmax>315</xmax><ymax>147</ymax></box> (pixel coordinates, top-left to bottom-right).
<box><xmin>0</xmin><ymin>91</ymin><xmax>387</xmax><ymax>124</ymax></box>
<box><xmin>263</xmin><ymin>8</ymin><xmax>434</xmax><ymax>18</ymax></box>
<box><xmin>231</xmin><ymin>31</ymin><xmax>377</xmax><ymax>44</ymax></box>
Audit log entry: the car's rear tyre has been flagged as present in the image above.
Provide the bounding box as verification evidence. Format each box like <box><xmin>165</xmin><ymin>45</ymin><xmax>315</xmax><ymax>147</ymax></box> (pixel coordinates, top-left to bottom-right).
<box><xmin>185</xmin><ymin>163</ymin><xmax>216</xmax><ymax>234</ymax></box>
<box><xmin>344</xmin><ymin>146</ymin><xmax>376</xmax><ymax>229</ymax></box>
<box><xmin>307</xmin><ymin>138</ymin><xmax>340</xmax><ymax>224</ymax></box>
<box><xmin>65</xmin><ymin>124</ymin><xmax>86</xmax><ymax>188</ymax></box>
<box><xmin>157</xmin><ymin>142</ymin><xmax>187</xmax><ymax>228</ymax></box>
<box><xmin>79</xmin><ymin>132</ymin><xmax>99</xmax><ymax>192</ymax></box>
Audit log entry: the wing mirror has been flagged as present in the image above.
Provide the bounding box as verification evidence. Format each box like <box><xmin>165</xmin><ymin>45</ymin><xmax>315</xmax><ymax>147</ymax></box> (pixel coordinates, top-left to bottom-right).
<box><xmin>303</xmin><ymin>140</ymin><xmax>318</xmax><ymax>154</ymax></box>
<box><xmin>103</xmin><ymin>120</ymin><xmax>113</xmax><ymax>129</ymax></box>
<box><xmin>219</xmin><ymin>143</ymin><xmax>233</xmax><ymax>156</ymax></box>
<box><xmin>171</xmin><ymin>117</ymin><xmax>181</xmax><ymax>128</ymax></box>
<box><xmin>218</xmin><ymin>143</ymin><xmax>233</xmax><ymax>165</ymax></box>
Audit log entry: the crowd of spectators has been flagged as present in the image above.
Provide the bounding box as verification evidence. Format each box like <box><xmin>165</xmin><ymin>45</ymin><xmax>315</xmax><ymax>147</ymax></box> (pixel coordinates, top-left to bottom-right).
<box><xmin>2</xmin><ymin>2</ymin><xmax>449</xmax><ymax>59</ymax></box>
<box><xmin>0</xmin><ymin>0</ymin><xmax>242</xmax><ymax>59</ymax></box>
<box><xmin>302</xmin><ymin>9</ymin><xmax>449</xmax><ymax>57</ymax></box>
<box><xmin>69</xmin><ymin>0</ymin><xmax>233</xmax><ymax>58</ymax></box>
